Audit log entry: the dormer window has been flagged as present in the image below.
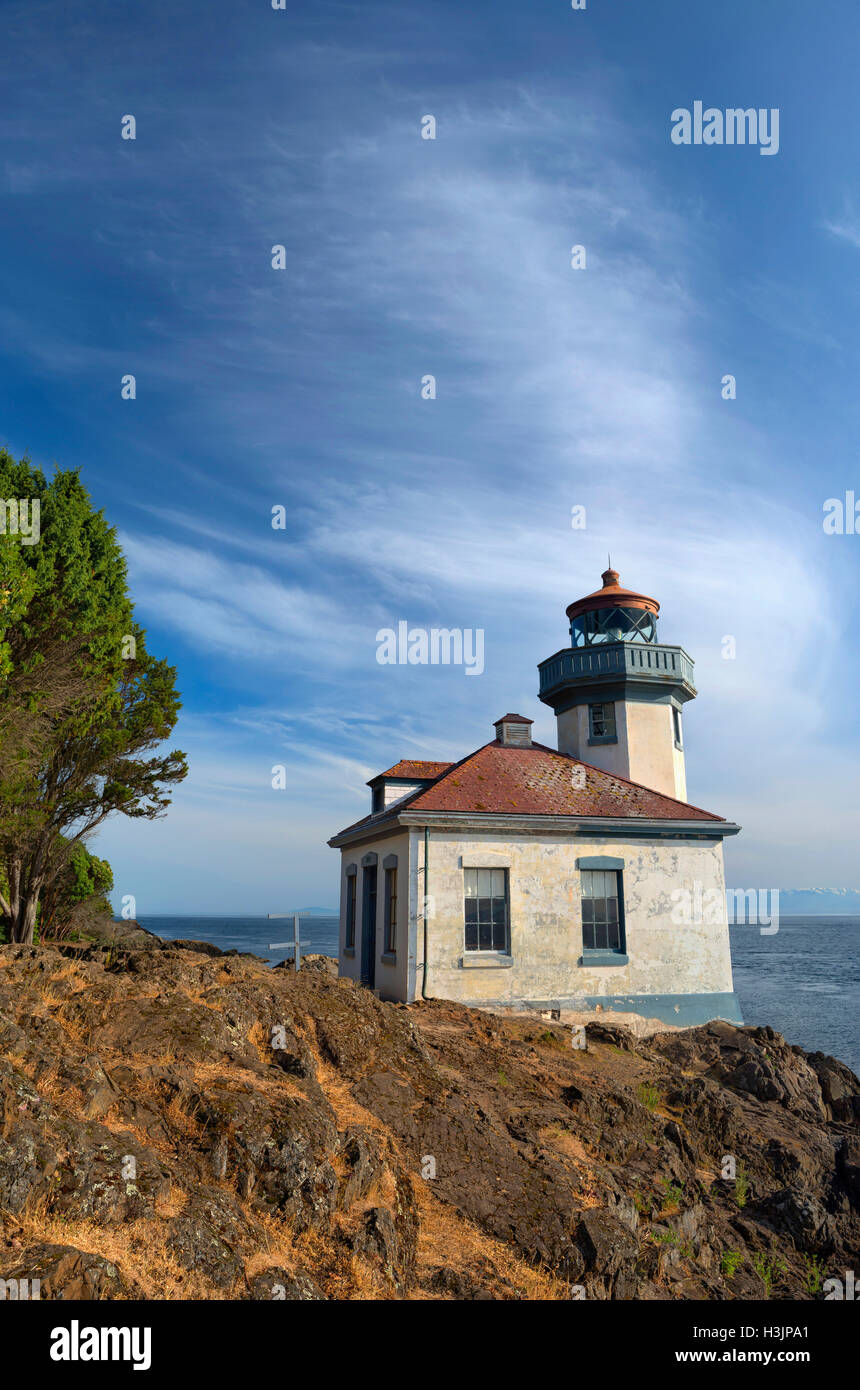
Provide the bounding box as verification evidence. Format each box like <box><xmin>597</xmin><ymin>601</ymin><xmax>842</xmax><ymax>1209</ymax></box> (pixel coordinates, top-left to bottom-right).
<box><xmin>366</xmin><ymin>760</ymin><xmax>453</xmax><ymax>814</ymax></box>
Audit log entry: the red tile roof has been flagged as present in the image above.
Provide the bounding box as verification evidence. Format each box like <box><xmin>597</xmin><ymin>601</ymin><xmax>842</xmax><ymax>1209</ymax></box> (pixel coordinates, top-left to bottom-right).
<box><xmin>334</xmin><ymin>741</ymin><xmax>724</xmax><ymax>840</ymax></box>
<box><xmin>407</xmin><ymin>742</ymin><xmax>723</xmax><ymax>820</ymax></box>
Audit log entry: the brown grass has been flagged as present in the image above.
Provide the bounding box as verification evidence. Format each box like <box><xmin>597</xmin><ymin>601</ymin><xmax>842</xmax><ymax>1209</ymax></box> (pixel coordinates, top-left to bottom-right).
<box><xmin>3</xmin><ymin>1201</ymin><xmax>221</xmax><ymax>1300</ymax></box>
<box><xmin>538</xmin><ymin>1124</ymin><xmax>590</xmax><ymax>1165</ymax></box>
<box><xmin>314</xmin><ymin>1057</ymin><xmax>390</xmax><ymax>1136</ymax></box>
<box><xmin>410</xmin><ymin>1175</ymin><xmax>569</xmax><ymax>1301</ymax></box>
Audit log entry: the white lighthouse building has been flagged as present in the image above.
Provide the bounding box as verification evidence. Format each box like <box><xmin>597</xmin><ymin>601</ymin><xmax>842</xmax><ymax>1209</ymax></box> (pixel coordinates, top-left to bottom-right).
<box><xmin>329</xmin><ymin>569</ymin><xmax>742</xmax><ymax>1027</ymax></box>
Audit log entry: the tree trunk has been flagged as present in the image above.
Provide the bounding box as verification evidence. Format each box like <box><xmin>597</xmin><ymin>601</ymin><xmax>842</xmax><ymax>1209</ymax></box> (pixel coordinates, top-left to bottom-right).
<box><xmin>10</xmin><ymin>894</ymin><xmax>38</xmax><ymax>944</ymax></box>
<box><xmin>7</xmin><ymin>858</ymin><xmax>41</xmax><ymax>944</ymax></box>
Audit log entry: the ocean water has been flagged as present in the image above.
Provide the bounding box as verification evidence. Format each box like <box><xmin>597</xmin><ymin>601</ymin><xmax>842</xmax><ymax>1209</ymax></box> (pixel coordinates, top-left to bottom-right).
<box><xmin>137</xmin><ymin>913</ymin><xmax>860</xmax><ymax>1077</ymax></box>
<box><xmin>139</xmin><ymin>915</ymin><xmax>341</xmax><ymax>963</ymax></box>
<box><xmin>730</xmin><ymin>917</ymin><xmax>859</xmax><ymax>1076</ymax></box>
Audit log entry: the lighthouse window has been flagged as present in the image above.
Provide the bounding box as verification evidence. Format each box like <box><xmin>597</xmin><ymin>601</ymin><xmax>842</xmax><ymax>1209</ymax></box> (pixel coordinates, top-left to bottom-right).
<box><xmin>464</xmin><ymin>868</ymin><xmax>509</xmax><ymax>952</ymax></box>
<box><xmin>589</xmin><ymin>702</ymin><xmax>616</xmax><ymax>741</ymax></box>
<box><xmin>571</xmin><ymin>607</ymin><xmax>656</xmax><ymax>647</ymax></box>
<box><xmin>581</xmin><ymin>870</ymin><xmax>625</xmax><ymax>954</ymax></box>
<box><xmin>673</xmin><ymin>707</ymin><xmax>683</xmax><ymax>748</ymax></box>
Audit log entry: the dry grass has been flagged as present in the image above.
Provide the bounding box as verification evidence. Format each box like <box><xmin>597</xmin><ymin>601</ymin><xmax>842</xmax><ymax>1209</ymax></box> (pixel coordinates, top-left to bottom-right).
<box><xmin>3</xmin><ymin>1199</ymin><xmax>221</xmax><ymax>1300</ymax></box>
<box><xmin>154</xmin><ymin>1184</ymin><xmax>188</xmax><ymax>1219</ymax></box>
<box><xmin>314</xmin><ymin>1057</ymin><xmax>390</xmax><ymax>1136</ymax></box>
<box><xmin>239</xmin><ymin>1208</ymin><xmax>388</xmax><ymax>1301</ymax></box>
<box><xmin>241</xmin><ymin>1208</ymin><xmax>301</xmax><ymax>1282</ymax></box>
<box><xmin>164</xmin><ymin>1091</ymin><xmax>203</xmax><ymax>1140</ymax></box>
<box><xmin>186</xmin><ymin>1058</ymin><xmax>307</xmax><ymax>1104</ymax></box>
<box><xmin>538</xmin><ymin>1124</ymin><xmax>590</xmax><ymax>1165</ymax></box>
<box><xmin>45</xmin><ymin>960</ymin><xmax>89</xmax><ymax>985</ymax></box>
<box><xmin>248</xmin><ymin>1019</ymin><xmax>274</xmax><ymax>1066</ymax></box>
<box><xmin>410</xmin><ymin>1175</ymin><xmax>569</xmax><ymax>1301</ymax></box>
<box><xmin>16</xmin><ymin>1057</ymin><xmax>85</xmax><ymax>1113</ymax></box>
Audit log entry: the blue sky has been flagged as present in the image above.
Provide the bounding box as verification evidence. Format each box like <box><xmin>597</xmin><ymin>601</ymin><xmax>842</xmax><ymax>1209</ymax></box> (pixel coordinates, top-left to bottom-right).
<box><xmin>1</xmin><ymin>0</ymin><xmax>859</xmax><ymax>912</ymax></box>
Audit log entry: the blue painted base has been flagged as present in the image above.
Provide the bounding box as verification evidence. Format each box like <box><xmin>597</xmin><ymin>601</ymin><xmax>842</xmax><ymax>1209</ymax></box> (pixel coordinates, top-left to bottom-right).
<box><xmin>492</xmin><ymin>991</ymin><xmax>744</xmax><ymax>1027</ymax></box>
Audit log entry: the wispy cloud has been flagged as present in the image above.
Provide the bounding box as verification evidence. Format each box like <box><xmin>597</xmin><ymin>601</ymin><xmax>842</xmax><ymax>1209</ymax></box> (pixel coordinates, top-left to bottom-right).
<box><xmin>822</xmin><ymin>215</ymin><xmax>860</xmax><ymax>250</ymax></box>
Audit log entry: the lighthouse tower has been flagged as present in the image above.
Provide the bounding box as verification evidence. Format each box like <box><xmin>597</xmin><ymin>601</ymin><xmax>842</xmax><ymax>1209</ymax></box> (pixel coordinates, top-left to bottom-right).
<box><xmin>537</xmin><ymin>568</ymin><xmax>696</xmax><ymax>801</ymax></box>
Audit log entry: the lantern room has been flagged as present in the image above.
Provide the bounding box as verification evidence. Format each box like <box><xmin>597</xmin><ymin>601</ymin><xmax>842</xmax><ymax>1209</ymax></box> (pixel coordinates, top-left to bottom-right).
<box><xmin>567</xmin><ymin>568</ymin><xmax>659</xmax><ymax>646</ymax></box>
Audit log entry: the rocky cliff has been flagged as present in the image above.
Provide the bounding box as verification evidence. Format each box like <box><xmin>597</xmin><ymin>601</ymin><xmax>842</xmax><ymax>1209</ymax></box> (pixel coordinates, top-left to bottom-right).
<box><xmin>0</xmin><ymin>935</ymin><xmax>858</xmax><ymax>1300</ymax></box>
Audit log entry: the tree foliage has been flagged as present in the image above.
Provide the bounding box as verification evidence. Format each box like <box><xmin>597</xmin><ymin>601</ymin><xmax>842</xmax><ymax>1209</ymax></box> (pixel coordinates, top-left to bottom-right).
<box><xmin>39</xmin><ymin>840</ymin><xmax>114</xmax><ymax>940</ymax></box>
<box><xmin>0</xmin><ymin>450</ymin><xmax>187</xmax><ymax>943</ymax></box>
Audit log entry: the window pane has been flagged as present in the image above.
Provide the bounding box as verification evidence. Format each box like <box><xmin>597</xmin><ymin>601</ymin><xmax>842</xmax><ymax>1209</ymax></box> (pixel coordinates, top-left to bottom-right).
<box><xmin>478</xmin><ymin>897</ymin><xmax>491</xmax><ymax>925</ymax></box>
<box><xmin>465</xmin><ymin>898</ymin><xmax>478</xmax><ymax>925</ymax></box>
<box><xmin>581</xmin><ymin>899</ymin><xmax>594</xmax><ymax>924</ymax></box>
<box><xmin>492</xmin><ymin>919</ymin><xmax>506</xmax><ymax>952</ymax></box>
<box><xmin>479</xmin><ymin>919</ymin><xmax>492</xmax><ymax>951</ymax></box>
<box><xmin>477</xmin><ymin>869</ymin><xmax>492</xmax><ymax>899</ymax></box>
<box><xmin>492</xmin><ymin>898</ymin><xmax>506</xmax><ymax>926</ymax></box>
<box><xmin>582</xmin><ymin>872</ymin><xmax>594</xmax><ymax>898</ymax></box>
<box><xmin>583</xmin><ymin>919</ymin><xmax>595</xmax><ymax>951</ymax></box>
<box><xmin>464</xmin><ymin>870</ymin><xmax>477</xmax><ymax>898</ymax></box>
<box><xmin>465</xmin><ymin>920</ymin><xmax>478</xmax><ymax>951</ymax></box>
<box><xmin>491</xmin><ymin>869</ymin><xmax>506</xmax><ymax>899</ymax></box>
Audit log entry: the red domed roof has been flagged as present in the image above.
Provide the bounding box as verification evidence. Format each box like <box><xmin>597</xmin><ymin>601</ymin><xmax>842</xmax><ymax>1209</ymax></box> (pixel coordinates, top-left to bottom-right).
<box><xmin>566</xmin><ymin>568</ymin><xmax>659</xmax><ymax>622</ymax></box>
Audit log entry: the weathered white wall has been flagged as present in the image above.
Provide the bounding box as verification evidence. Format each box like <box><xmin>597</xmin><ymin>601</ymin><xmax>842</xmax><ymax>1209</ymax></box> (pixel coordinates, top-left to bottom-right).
<box><xmin>416</xmin><ymin>830</ymin><xmax>732</xmax><ymax>1006</ymax></box>
<box><xmin>557</xmin><ymin>703</ymin><xmax>630</xmax><ymax>778</ymax></box>
<box><xmin>625</xmin><ymin>701</ymin><xmax>687</xmax><ymax>800</ymax></box>
<box><xmin>556</xmin><ymin>700</ymin><xmax>686</xmax><ymax>800</ymax></box>
<box><xmin>337</xmin><ymin>830</ymin><xmax>412</xmax><ymax>1001</ymax></box>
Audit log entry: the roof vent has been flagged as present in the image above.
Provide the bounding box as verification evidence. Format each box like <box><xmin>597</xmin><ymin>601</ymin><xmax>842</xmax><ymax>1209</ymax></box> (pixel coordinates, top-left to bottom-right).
<box><xmin>494</xmin><ymin>713</ymin><xmax>533</xmax><ymax>748</ymax></box>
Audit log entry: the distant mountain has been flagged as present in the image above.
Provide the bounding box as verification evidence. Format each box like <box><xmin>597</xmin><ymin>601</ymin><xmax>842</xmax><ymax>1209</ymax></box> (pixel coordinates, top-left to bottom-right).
<box><xmin>768</xmin><ymin>889</ymin><xmax>860</xmax><ymax>915</ymax></box>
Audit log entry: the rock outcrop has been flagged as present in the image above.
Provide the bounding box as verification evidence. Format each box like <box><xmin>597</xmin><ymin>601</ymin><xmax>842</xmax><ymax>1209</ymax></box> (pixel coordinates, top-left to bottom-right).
<box><xmin>0</xmin><ymin>939</ymin><xmax>857</xmax><ymax>1300</ymax></box>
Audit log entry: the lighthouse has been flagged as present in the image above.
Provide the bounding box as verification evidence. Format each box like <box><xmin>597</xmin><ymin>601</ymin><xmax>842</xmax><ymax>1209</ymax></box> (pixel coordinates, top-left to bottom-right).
<box><xmin>537</xmin><ymin>568</ymin><xmax>695</xmax><ymax>800</ymax></box>
<box><xmin>330</xmin><ymin>562</ymin><xmax>741</xmax><ymax>1026</ymax></box>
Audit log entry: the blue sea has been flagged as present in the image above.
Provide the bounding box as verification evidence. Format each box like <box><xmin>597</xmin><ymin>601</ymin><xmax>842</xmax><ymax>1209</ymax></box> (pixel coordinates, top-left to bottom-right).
<box><xmin>730</xmin><ymin>917</ymin><xmax>859</xmax><ymax>1076</ymax></box>
<box><xmin>139</xmin><ymin>915</ymin><xmax>341</xmax><ymax>963</ymax></box>
<box><xmin>137</xmin><ymin>913</ymin><xmax>860</xmax><ymax>1077</ymax></box>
